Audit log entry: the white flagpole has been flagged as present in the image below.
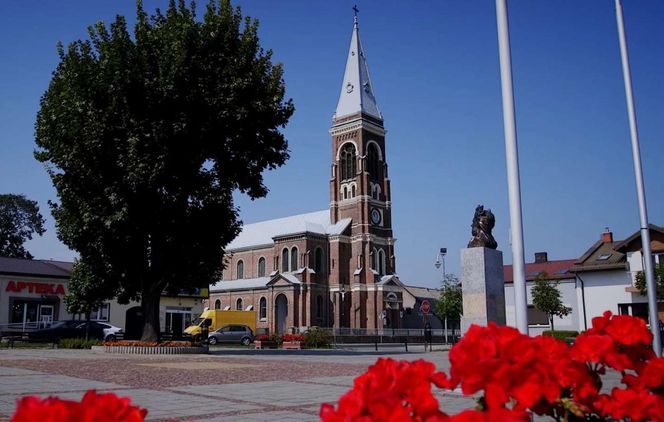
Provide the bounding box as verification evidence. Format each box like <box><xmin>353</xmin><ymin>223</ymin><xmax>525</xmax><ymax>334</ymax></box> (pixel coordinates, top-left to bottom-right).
<box><xmin>495</xmin><ymin>0</ymin><xmax>528</xmax><ymax>334</ymax></box>
<box><xmin>615</xmin><ymin>0</ymin><xmax>660</xmax><ymax>356</ymax></box>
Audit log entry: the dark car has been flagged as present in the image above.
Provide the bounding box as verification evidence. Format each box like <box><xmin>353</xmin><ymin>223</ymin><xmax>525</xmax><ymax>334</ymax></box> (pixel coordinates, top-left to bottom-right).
<box><xmin>208</xmin><ymin>324</ymin><xmax>254</xmax><ymax>346</ymax></box>
<box><xmin>28</xmin><ymin>320</ymin><xmax>111</xmax><ymax>341</ymax></box>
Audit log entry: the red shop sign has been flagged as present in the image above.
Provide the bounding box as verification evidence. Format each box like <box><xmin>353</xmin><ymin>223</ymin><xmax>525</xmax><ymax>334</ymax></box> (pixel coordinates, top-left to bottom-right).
<box><xmin>5</xmin><ymin>281</ymin><xmax>66</xmax><ymax>296</ymax></box>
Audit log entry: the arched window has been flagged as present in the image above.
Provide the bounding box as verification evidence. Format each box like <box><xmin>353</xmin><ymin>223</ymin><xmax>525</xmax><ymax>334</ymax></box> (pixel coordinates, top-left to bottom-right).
<box><xmin>236</xmin><ymin>260</ymin><xmax>244</xmax><ymax>279</ymax></box>
<box><xmin>339</xmin><ymin>143</ymin><xmax>357</xmax><ymax>180</ymax></box>
<box><xmin>343</xmin><ymin>186</ymin><xmax>348</xmax><ymax>200</ymax></box>
<box><xmin>351</xmin><ymin>184</ymin><xmax>356</xmax><ymax>198</ymax></box>
<box><xmin>291</xmin><ymin>247</ymin><xmax>299</xmax><ymax>271</ymax></box>
<box><xmin>316</xmin><ymin>295</ymin><xmax>323</xmax><ymax>318</ymax></box>
<box><xmin>371</xmin><ymin>248</ymin><xmax>378</xmax><ymax>271</ymax></box>
<box><xmin>367</xmin><ymin>143</ymin><xmax>380</xmax><ymax>180</ymax></box>
<box><xmin>315</xmin><ymin>247</ymin><xmax>324</xmax><ymax>273</ymax></box>
<box><xmin>258</xmin><ymin>257</ymin><xmax>266</xmax><ymax>277</ymax></box>
<box><xmin>236</xmin><ymin>298</ymin><xmax>243</xmax><ymax>311</ymax></box>
<box><xmin>378</xmin><ymin>249</ymin><xmax>385</xmax><ymax>275</ymax></box>
<box><xmin>281</xmin><ymin>248</ymin><xmax>289</xmax><ymax>272</ymax></box>
<box><xmin>214</xmin><ymin>299</ymin><xmax>221</xmax><ymax>310</ymax></box>
<box><xmin>259</xmin><ymin>297</ymin><xmax>267</xmax><ymax>320</ymax></box>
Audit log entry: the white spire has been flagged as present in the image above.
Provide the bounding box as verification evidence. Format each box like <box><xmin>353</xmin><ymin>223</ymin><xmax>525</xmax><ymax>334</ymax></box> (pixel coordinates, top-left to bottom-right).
<box><xmin>334</xmin><ymin>13</ymin><xmax>382</xmax><ymax>121</ymax></box>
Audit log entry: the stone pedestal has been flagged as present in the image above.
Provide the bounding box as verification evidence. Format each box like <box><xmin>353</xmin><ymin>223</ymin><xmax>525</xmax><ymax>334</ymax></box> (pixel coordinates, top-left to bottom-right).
<box><xmin>460</xmin><ymin>247</ymin><xmax>506</xmax><ymax>334</ymax></box>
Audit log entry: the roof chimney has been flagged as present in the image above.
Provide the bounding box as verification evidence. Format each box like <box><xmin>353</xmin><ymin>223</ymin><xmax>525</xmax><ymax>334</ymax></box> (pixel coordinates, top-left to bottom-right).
<box><xmin>602</xmin><ymin>227</ymin><xmax>613</xmax><ymax>243</ymax></box>
<box><xmin>534</xmin><ymin>252</ymin><xmax>548</xmax><ymax>263</ymax></box>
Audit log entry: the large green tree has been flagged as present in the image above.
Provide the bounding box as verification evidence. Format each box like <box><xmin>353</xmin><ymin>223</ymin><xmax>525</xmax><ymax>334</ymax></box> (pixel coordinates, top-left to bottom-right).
<box><xmin>35</xmin><ymin>0</ymin><xmax>294</xmax><ymax>340</ymax></box>
<box><xmin>531</xmin><ymin>273</ymin><xmax>571</xmax><ymax>332</ymax></box>
<box><xmin>0</xmin><ymin>194</ymin><xmax>46</xmax><ymax>259</ymax></box>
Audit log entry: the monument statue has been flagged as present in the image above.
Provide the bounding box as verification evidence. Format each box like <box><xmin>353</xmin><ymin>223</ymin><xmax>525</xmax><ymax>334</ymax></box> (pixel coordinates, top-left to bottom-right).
<box><xmin>467</xmin><ymin>205</ymin><xmax>497</xmax><ymax>249</ymax></box>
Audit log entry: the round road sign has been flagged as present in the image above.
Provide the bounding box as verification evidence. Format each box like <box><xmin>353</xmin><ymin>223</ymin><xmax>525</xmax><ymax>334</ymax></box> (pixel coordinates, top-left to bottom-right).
<box><xmin>421</xmin><ymin>299</ymin><xmax>431</xmax><ymax>314</ymax></box>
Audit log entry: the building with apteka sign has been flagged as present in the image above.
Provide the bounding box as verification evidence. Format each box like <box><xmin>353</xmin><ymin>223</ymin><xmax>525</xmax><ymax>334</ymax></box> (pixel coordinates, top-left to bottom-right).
<box><xmin>0</xmin><ymin>256</ymin><xmax>206</xmax><ymax>338</ymax></box>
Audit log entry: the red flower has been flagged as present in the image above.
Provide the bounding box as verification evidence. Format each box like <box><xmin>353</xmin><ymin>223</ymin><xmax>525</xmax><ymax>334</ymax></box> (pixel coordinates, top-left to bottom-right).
<box><xmin>282</xmin><ymin>334</ymin><xmax>305</xmax><ymax>342</ymax></box>
<box><xmin>12</xmin><ymin>390</ymin><xmax>147</xmax><ymax>422</ymax></box>
<box><xmin>322</xmin><ymin>312</ymin><xmax>663</xmax><ymax>421</ymax></box>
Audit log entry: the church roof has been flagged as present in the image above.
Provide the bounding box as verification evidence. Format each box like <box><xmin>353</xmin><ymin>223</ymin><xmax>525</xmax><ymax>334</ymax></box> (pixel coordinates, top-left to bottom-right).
<box><xmin>334</xmin><ymin>15</ymin><xmax>382</xmax><ymax>121</ymax></box>
<box><xmin>210</xmin><ymin>276</ymin><xmax>270</xmax><ymax>292</ymax></box>
<box><xmin>226</xmin><ymin>210</ymin><xmax>351</xmax><ymax>251</ymax></box>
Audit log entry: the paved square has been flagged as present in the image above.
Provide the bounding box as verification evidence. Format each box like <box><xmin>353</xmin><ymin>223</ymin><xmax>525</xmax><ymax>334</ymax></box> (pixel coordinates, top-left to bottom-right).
<box><xmin>171</xmin><ymin>381</ymin><xmax>349</xmax><ymax>408</ymax></box>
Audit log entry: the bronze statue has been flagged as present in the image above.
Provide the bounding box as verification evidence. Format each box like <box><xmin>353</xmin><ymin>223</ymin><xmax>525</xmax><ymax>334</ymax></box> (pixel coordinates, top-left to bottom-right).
<box><xmin>468</xmin><ymin>205</ymin><xmax>497</xmax><ymax>249</ymax></box>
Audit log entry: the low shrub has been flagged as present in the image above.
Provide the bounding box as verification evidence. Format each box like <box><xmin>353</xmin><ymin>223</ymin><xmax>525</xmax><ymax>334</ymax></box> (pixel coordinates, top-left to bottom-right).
<box><xmin>542</xmin><ymin>330</ymin><xmax>579</xmax><ymax>341</ymax></box>
<box><xmin>58</xmin><ymin>338</ymin><xmax>101</xmax><ymax>349</ymax></box>
<box><xmin>304</xmin><ymin>327</ymin><xmax>332</xmax><ymax>349</ymax></box>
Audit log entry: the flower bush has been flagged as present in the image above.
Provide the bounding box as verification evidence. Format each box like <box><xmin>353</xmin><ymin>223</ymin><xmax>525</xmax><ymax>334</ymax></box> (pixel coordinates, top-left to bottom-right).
<box><xmin>255</xmin><ymin>334</ymin><xmax>283</xmax><ymax>345</ymax></box>
<box><xmin>282</xmin><ymin>334</ymin><xmax>305</xmax><ymax>342</ymax></box>
<box><xmin>12</xmin><ymin>390</ymin><xmax>147</xmax><ymax>421</ymax></box>
<box><xmin>321</xmin><ymin>311</ymin><xmax>664</xmax><ymax>421</ymax></box>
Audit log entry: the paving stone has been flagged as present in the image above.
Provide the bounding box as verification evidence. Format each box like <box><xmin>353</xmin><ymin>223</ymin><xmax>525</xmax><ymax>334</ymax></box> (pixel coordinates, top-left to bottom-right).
<box><xmin>171</xmin><ymin>381</ymin><xmax>349</xmax><ymax>408</ymax></box>
<box><xmin>0</xmin><ymin>367</ymin><xmax>42</xmax><ymax>376</ymax></box>
<box><xmin>203</xmin><ymin>410</ymin><xmax>317</xmax><ymax>421</ymax></box>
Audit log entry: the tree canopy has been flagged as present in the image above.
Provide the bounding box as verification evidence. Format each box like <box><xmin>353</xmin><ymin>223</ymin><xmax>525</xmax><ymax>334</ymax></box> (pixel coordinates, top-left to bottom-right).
<box><xmin>531</xmin><ymin>273</ymin><xmax>570</xmax><ymax>332</ymax></box>
<box><xmin>0</xmin><ymin>194</ymin><xmax>46</xmax><ymax>259</ymax></box>
<box><xmin>436</xmin><ymin>274</ymin><xmax>462</xmax><ymax>321</ymax></box>
<box><xmin>34</xmin><ymin>0</ymin><xmax>294</xmax><ymax>340</ymax></box>
<box><xmin>634</xmin><ymin>263</ymin><xmax>664</xmax><ymax>299</ymax></box>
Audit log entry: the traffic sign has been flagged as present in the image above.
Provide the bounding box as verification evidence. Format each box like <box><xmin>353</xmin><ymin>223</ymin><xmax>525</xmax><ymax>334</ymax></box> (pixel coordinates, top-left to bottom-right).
<box><xmin>421</xmin><ymin>299</ymin><xmax>431</xmax><ymax>314</ymax></box>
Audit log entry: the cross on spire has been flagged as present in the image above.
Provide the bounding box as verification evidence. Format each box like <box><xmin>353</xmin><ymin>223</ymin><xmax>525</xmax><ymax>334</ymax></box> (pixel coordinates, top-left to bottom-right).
<box><xmin>353</xmin><ymin>5</ymin><xmax>359</xmax><ymax>23</ymax></box>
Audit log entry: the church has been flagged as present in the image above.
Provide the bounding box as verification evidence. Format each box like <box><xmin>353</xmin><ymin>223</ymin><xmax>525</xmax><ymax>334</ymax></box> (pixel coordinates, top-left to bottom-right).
<box><xmin>208</xmin><ymin>15</ymin><xmax>433</xmax><ymax>334</ymax></box>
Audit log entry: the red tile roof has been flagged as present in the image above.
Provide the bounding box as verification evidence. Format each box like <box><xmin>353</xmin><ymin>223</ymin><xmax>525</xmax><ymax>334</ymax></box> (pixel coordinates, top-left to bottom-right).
<box><xmin>503</xmin><ymin>259</ymin><xmax>577</xmax><ymax>283</ymax></box>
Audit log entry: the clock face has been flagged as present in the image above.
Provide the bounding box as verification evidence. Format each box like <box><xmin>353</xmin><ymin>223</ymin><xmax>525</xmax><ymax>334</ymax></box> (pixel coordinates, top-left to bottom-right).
<box><xmin>371</xmin><ymin>208</ymin><xmax>381</xmax><ymax>225</ymax></box>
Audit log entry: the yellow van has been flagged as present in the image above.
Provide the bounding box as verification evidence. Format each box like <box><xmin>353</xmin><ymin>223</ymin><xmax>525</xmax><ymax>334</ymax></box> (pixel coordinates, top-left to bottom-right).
<box><xmin>184</xmin><ymin>309</ymin><xmax>256</xmax><ymax>341</ymax></box>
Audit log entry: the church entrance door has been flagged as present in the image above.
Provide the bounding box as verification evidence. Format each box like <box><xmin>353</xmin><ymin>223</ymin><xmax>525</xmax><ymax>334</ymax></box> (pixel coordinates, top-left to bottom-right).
<box><xmin>275</xmin><ymin>294</ymin><xmax>288</xmax><ymax>334</ymax></box>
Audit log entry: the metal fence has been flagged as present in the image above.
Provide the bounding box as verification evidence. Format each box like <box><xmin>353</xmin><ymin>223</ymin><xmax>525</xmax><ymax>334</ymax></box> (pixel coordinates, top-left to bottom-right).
<box><xmin>316</xmin><ymin>327</ymin><xmax>460</xmax><ymax>345</ymax></box>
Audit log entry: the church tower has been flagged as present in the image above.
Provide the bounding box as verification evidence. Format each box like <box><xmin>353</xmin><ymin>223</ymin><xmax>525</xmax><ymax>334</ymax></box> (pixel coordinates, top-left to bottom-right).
<box><xmin>329</xmin><ymin>13</ymin><xmax>396</xmax><ymax>329</ymax></box>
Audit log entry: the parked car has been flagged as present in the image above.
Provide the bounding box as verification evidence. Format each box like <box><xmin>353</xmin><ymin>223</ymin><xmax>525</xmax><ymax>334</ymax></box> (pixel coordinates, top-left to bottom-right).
<box><xmin>208</xmin><ymin>324</ymin><xmax>254</xmax><ymax>345</ymax></box>
<box><xmin>28</xmin><ymin>320</ymin><xmax>122</xmax><ymax>342</ymax></box>
<box><xmin>97</xmin><ymin>322</ymin><xmax>123</xmax><ymax>341</ymax></box>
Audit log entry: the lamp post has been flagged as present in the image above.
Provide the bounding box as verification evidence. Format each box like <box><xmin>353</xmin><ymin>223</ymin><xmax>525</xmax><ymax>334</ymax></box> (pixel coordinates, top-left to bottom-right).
<box><xmin>340</xmin><ymin>284</ymin><xmax>346</xmax><ymax>333</ymax></box>
<box><xmin>435</xmin><ymin>248</ymin><xmax>448</xmax><ymax>343</ymax></box>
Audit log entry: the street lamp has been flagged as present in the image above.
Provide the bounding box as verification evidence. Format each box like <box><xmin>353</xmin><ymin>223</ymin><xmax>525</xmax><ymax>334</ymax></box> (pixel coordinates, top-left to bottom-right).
<box><xmin>340</xmin><ymin>285</ymin><xmax>346</xmax><ymax>332</ymax></box>
<box><xmin>435</xmin><ymin>248</ymin><xmax>448</xmax><ymax>343</ymax></box>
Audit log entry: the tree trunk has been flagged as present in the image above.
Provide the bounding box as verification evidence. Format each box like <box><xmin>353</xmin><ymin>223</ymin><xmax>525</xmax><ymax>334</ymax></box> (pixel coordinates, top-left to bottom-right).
<box><xmin>85</xmin><ymin>311</ymin><xmax>91</xmax><ymax>341</ymax></box>
<box><xmin>141</xmin><ymin>288</ymin><xmax>161</xmax><ymax>341</ymax></box>
<box><xmin>550</xmin><ymin>315</ymin><xmax>555</xmax><ymax>332</ymax></box>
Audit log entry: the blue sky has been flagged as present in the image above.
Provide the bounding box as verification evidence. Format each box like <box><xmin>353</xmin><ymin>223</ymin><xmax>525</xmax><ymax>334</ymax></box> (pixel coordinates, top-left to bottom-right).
<box><xmin>1</xmin><ymin>1</ymin><xmax>663</xmax><ymax>288</ymax></box>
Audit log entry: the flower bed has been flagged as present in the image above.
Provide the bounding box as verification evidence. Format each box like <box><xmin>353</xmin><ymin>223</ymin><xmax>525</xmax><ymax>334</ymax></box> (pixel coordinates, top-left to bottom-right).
<box><xmin>103</xmin><ymin>340</ymin><xmax>193</xmax><ymax>347</ymax></box>
<box><xmin>94</xmin><ymin>340</ymin><xmax>207</xmax><ymax>355</ymax></box>
<box><xmin>254</xmin><ymin>334</ymin><xmax>281</xmax><ymax>349</ymax></box>
<box><xmin>282</xmin><ymin>334</ymin><xmax>304</xmax><ymax>350</ymax></box>
<box><xmin>321</xmin><ymin>311</ymin><xmax>664</xmax><ymax>421</ymax></box>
